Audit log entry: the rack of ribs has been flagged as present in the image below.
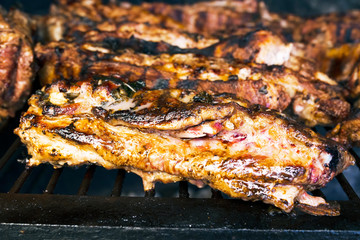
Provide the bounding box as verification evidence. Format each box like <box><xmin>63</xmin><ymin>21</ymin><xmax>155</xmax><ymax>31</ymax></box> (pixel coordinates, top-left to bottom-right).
<box><xmin>15</xmin><ymin>79</ymin><xmax>354</xmax><ymax>216</ymax></box>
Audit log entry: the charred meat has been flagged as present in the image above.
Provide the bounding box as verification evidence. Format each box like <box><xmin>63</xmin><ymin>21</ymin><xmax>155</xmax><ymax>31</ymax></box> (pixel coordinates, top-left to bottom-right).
<box><xmin>0</xmin><ymin>9</ymin><xmax>34</xmax><ymax>119</ymax></box>
<box><xmin>15</xmin><ymin>79</ymin><xmax>354</xmax><ymax>216</ymax></box>
<box><xmin>35</xmin><ymin>39</ymin><xmax>350</xmax><ymax>126</ymax></box>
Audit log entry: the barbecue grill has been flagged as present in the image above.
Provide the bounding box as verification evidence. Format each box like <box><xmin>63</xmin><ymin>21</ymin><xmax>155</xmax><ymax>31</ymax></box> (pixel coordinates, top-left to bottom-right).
<box><xmin>1</xmin><ymin>0</ymin><xmax>360</xmax><ymax>239</ymax></box>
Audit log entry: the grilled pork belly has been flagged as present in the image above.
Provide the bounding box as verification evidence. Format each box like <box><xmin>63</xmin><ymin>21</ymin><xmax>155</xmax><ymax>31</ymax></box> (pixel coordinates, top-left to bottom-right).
<box><xmin>35</xmin><ymin>40</ymin><xmax>350</xmax><ymax>126</ymax></box>
<box><xmin>0</xmin><ymin>9</ymin><xmax>34</xmax><ymax>119</ymax></box>
<box><xmin>15</xmin><ymin>79</ymin><xmax>354</xmax><ymax>215</ymax></box>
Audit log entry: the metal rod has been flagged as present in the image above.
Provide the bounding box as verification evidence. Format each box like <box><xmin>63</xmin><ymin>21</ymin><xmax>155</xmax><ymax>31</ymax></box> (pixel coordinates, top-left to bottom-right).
<box><xmin>211</xmin><ymin>189</ymin><xmax>223</xmax><ymax>199</ymax></box>
<box><xmin>348</xmin><ymin>148</ymin><xmax>360</xmax><ymax>170</ymax></box>
<box><xmin>0</xmin><ymin>138</ymin><xmax>21</xmax><ymax>170</ymax></box>
<box><xmin>44</xmin><ymin>168</ymin><xmax>63</xmax><ymax>194</ymax></box>
<box><xmin>8</xmin><ymin>167</ymin><xmax>33</xmax><ymax>194</ymax></box>
<box><xmin>179</xmin><ymin>181</ymin><xmax>189</xmax><ymax>198</ymax></box>
<box><xmin>77</xmin><ymin>165</ymin><xmax>96</xmax><ymax>196</ymax></box>
<box><xmin>144</xmin><ymin>189</ymin><xmax>155</xmax><ymax>197</ymax></box>
<box><xmin>336</xmin><ymin>173</ymin><xmax>360</xmax><ymax>201</ymax></box>
<box><xmin>111</xmin><ymin>169</ymin><xmax>126</xmax><ymax>197</ymax></box>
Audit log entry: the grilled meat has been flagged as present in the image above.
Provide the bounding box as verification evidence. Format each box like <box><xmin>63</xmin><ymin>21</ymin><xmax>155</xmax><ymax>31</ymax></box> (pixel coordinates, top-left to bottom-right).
<box><xmin>329</xmin><ymin>114</ymin><xmax>360</xmax><ymax>147</ymax></box>
<box><xmin>329</xmin><ymin>99</ymin><xmax>360</xmax><ymax>147</ymax></box>
<box><xmin>35</xmin><ymin>41</ymin><xmax>291</xmax><ymax>110</ymax></box>
<box><xmin>35</xmin><ymin>40</ymin><xmax>350</xmax><ymax>126</ymax></box>
<box><xmin>37</xmin><ymin>0</ymin><xmax>292</xmax><ymax>66</ymax></box>
<box><xmin>33</xmin><ymin>0</ymin><xmax>352</xmax><ymax>127</ymax></box>
<box><xmin>37</xmin><ymin>0</ymin><xmax>218</xmax><ymax>48</ymax></box>
<box><xmin>0</xmin><ymin>9</ymin><xmax>34</xmax><ymax>119</ymax></box>
<box><xmin>313</xmin><ymin>44</ymin><xmax>360</xmax><ymax>98</ymax></box>
<box><xmin>15</xmin><ymin>79</ymin><xmax>354</xmax><ymax>215</ymax></box>
<box><xmin>142</xmin><ymin>0</ymin><xmax>258</xmax><ymax>37</ymax></box>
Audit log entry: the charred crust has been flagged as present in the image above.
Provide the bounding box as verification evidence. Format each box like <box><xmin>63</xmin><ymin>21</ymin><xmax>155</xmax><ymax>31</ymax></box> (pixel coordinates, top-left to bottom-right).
<box><xmin>42</xmin><ymin>104</ymin><xmax>61</xmax><ymax>116</ymax></box>
<box><xmin>153</xmin><ymin>78</ymin><xmax>169</xmax><ymax>89</ymax></box>
<box><xmin>109</xmin><ymin>106</ymin><xmax>199</xmax><ymax>125</ymax></box>
<box><xmin>52</xmin><ymin>125</ymin><xmax>96</xmax><ymax>145</ymax></box>
<box><xmin>324</xmin><ymin>146</ymin><xmax>341</xmax><ymax>172</ymax></box>
<box><xmin>23</xmin><ymin>114</ymin><xmax>36</xmax><ymax>121</ymax></box>
<box><xmin>194</xmin><ymin>66</ymin><xmax>206</xmax><ymax>76</ymax></box>
<box><xmin>227</xmin><ymin>75</ymin><xmax>239</xmax><ymax>81</ymax></box>
<box><xmin>258</xmin><ymin>85</ymin><xmax>268</xmax><ymax>95</ymax></box>
<box><xmin>35</xmin><ymin>90</ymin><xmax>44</xmax><ymax>96</ymax></box>
<box><xmin>296</xmin><ymin>201</ymin><xmax>340</xmax><ymax>216</ymax></box>
<box><xmin>193</xmin><ymin>92</ymin><xmax>213</xmax><ymax>104</ymax></box>
<box><xmin>92</xmin><ymin>107</ymin><xmax>108</xmax><ymax>119</ymax></box>
<box><xmin>176</xmin><ymin>80</ymin><xmax>199</xmax><ymax>89</ymax></box>
<box><xmin>195</xmin><ymin>11</ymin><xmax>207</xmax><ymax>32</ymax></box>
<box><xmin>282</xmin><ymin>166</ymin><xmax>306</xmax><ymax>181</ymax></box>
<box><xmin>65</xmin><ymin>92</ymin><xmax>80</xmax><ymax>101</ymax></box>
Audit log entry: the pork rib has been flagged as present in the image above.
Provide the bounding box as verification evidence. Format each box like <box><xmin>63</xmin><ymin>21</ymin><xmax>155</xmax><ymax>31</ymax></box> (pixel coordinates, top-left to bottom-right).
<box><xmin>15</xmin><ymin>79</ymin><xmax>354</xmax><ymax>215</ymax></box>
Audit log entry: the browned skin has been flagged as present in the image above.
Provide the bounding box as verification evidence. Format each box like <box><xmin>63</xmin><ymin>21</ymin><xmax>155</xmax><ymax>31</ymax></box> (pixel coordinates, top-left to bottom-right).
<box><xmin>15</xmin><ymin>79</ymin><xmax>354</xmax><ymax>215</ymax></box>
<box><xmin>0</xmin><ymin>9</ymin><xmax>34</xmax><ymax>119</ymax></box>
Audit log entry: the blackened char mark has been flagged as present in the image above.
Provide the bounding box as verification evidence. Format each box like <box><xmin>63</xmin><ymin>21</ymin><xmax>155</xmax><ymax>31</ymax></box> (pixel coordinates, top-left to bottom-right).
<box><xmin>172</xmin><ymin>9</ymin><xmax>183</xmax><ymax>23</ymax></box>
<box><xmin>108</xmin><ymin>106</ymin><xmax>197</xmax><ymax>126</ymax></box>
<box><xmin>2</xmin><ymin>39</ymin><xmax>22</xmax><ymax>104</ymax></box>
<box><xmin>53</xmin><ymin>126</ymin><xmax>100</xmax><ymax>145</ymax></box>
<box><xmin>101</xmin><ymin>37</ymin><xmax>196</xmax><ymax>55</ymax></box>
<box><xmin>42</xmin><ymin>104</ymin><xmax>61</xmax><ymax>117</ymax></box>
<box><xmin>200</xmin><ymin>30</ymin><xmax>261</xmax><ymax>58</ymax></box>
<box><xmin>193</xmin><ymin>91</ymin><xmax>213</xmax><ymax>104</ymax></box>
<box><xmin>176</xmin><ymin>79</ymin><xmax>199</xmax><ymax>89</ymax></box>
<box><xmin>92</xmin><ymin>106</ymin><xmax>108</xmax><ymax>119</ymax></box>
<box><xmin>325</xmin><ymin>146</ymin><xmax>340</xmax><ymax>172</ymax></box>
<box><xmin>152</xmin><ymin>78</ymin><xmax>169</xmax><ymax>89</ymax></box>
<box><xmin>195</xmin><ymin>11</ymin><xmax>207</xmax><ymax>32</ymax></box>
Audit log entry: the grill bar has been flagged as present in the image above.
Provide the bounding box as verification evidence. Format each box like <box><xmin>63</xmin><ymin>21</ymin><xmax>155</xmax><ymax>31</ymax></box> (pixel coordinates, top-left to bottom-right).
<box><xmin>77</xmin><ymin>165</ymin><xmax>96</xmax><ymax>196</ymax></box>
<box><xmin>179</xmin><ymin>181</ymin><xmax>189</xmax><ymax>198</ymax></box>
<box><xmin>0</xmin><ymin>138</ymin><xmax>21</xmax><ymax>170</ymax></box>
<box><xmin>111</xmin><ymin>169</ymin><xmax>126</xmax><ymax>197</ymax></box>
<box><xmin>211</xmin><ymin>189</ymin><xmax>223</xmax><ymax>199</ymax></box>
<box><xmin>336</xmin><ymin>173</ymin><xmax>360</xmax><ymax>201</ymax></box>
<box><xmin>44</xmin><ymin>168</ymin><xmax>63</xmax><ymax>194</ymax></box>
<box><xmin>8</xmin><ymin>167</ymin><xmax>33</xmax><ymax>194</ymax></box>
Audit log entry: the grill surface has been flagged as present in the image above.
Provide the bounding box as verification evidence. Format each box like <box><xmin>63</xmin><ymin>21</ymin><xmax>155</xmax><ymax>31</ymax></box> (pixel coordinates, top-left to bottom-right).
<box><xmin>1</xmin><ymin>0</ymin><xmax>360</xmax><ymax>239</ymax></box>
